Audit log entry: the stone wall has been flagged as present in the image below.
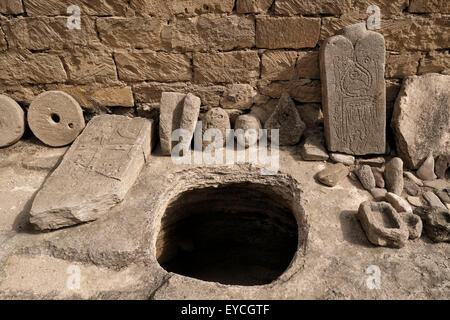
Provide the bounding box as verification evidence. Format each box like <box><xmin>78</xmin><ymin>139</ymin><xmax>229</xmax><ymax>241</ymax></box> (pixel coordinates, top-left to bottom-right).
<box><xmin>0</xmin><ymin>0</ymin><xmax>449</xmax><ymax>122</ymax></box>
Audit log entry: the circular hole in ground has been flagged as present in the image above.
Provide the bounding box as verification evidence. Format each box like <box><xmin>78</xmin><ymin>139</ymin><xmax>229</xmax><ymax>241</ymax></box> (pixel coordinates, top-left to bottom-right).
<box><xmin>156</xmin><ymin>182</ymin><xmax>301</xmax><ymax>286</ymax></box>
<box><xmin>50</xmin><ymin>113</ymin><xmax>60</xmax><ymax>123</ymax></box>
<box><xmin>68</xmin><ymin>123</ymin><xmax>74</xmax><ymax>129</ymax></box>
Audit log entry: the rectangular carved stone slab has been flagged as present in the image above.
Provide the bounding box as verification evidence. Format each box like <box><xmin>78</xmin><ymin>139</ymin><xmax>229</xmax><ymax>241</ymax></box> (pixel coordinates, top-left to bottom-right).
<box><xmin>320</xmin><ymin>23</ymin><xmax>386</xmax><ymax>155</ymax></box>
<box><xmin>30</xmin><ymin>115</ymin><xmax>155</xmax><ymax>231</ymax></box>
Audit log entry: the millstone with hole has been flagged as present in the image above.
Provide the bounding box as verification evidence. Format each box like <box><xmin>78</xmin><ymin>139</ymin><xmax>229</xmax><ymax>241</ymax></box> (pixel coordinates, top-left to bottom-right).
<box><xmin>0</xmin><ymin>94</ymin><xmax>25</xmax><ymax>147</ymax></box>
<box><xmin>28</xmin><ymin>91</ymin><xmax>85</xmax><ymax>147</ymax></box>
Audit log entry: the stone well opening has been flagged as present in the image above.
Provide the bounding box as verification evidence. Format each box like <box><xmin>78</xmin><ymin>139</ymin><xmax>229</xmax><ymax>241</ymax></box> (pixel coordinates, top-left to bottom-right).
<box><xmin>155</xmin><ymin>176</ymin><xmax>307</xmax><ymax>286</ymax></box>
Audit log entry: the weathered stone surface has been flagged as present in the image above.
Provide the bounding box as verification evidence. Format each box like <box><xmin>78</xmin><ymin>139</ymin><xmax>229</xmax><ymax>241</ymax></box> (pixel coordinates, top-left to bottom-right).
<box><xmin>159</xmin><ymin>92</ymin><xmax>188</xmax><ymax>155</ymax></box>
<box><xmin>0</xmin><ymin>51</ymin><xmax>67</xmax><ymax>85</ymax></box>
<box><xmin>371</xmin><ymin>167</ymin><xmax>385</xmax><ymax>189</ymax></box>
<box><xmin>256</xmin><ymin>17</ymin><xmax>320</xmax><ymax>49</ymax></box>
<box><xmin>296</xmin><ymin>51</ymin><xmax>321</xmax><ymax>79</ymax></box>
<box><xmin>419</xmin><ymin>52</ymin><xmax>450</xmax><ymax>74</ymax></box>
<box><xmin>386</xmin><ymin>52</ymin><xmax>422</xmax><ymax>78</ymax></box>
<box><xmin>416</xmin><ymin>207</ymin><xmax>450</xmax><ymax>243</ymax></box>
<box><xmin>436</xmin><ymin>190</ymin><xmax>450</xmax><ymax>204</ymax></box>
<box><xmin>162</xmin><ymin>15</ymin><xmax>255</xmax><ymax>52</ymax></box>
<box><xmin>417</xmin><ymin>153</ymin><xmax>437</xmax><ymax>181</ymax></box>
<box><xmin>179</xmin><ymin>93</ymin><xmax>201</xmax><ymax>153</ymax></box>
<box><xmin>261</xmin><ymin>51</ymin><xmax>298</xmax><ymax>81</ymax></box>
<box><xmin>23</xmin><ymin>0</ymin><xmax>128</xmax><ymax>16</ymax></box>
<box><xmin>97</xmin><ymin>17</ymin><xmax>163</xmax><ymax>49</ymax></box>
<box><xmin>28</xmin><ymin>91</ymin><xmax>85</xmax><ymax>147</ymax></box>
<box><xmin>404</xmin><ymin>172</ymin><xmax>423</xmax><ymax>186</ymax></box>
<box><xmin>403</xmin><ymin>178</ymin><xmax>420</xmax><ymax>196</ymax></box>
<box><xmin>423</xmin><ymin>192</ymin><xmax>446</xmax><ymax>209</ymax></box>
<box><xmin>357</xmin><ymin>201</ymin><xmax>409</xmax><ymax>248</ymax></box>
<box><xmin>2</xmin><ymin>17</ymin><xmax>98</xmax><ymax>50</ymax></box>
<box><xmin>130</xmin><ymin>0</ymin><xmax>235</xmax><ymax>16</ymax></box>
<box><xmin>0</xmin><ymin>0</ymin><xmax>23</xmax><ymax>14</ymax></box>
<box><xmin>194</xmin><ymin>51</ymin><xmax>260</xmax><ymax>84</ymax></box>
<box><xmin>220</xmin><ymin>84</ymin><xmax>256</xmax><ymax>110</ymax></box>
<box><xmin>330</xmin><ymin>153</ymin><xmax>355</xmax><ymax>165</ymax></box>
<box><xmin>60</xmin><ymin>48</ymin><xmax>118</xmax><ymax>85</ymax></box>
<box><xmin>358</xmin><ymin>157</ymin><xmax>385</xmax><ymax>168</ymax></box>
<box><xmin>250</xmin><ymin>99</ymin><xmax>278</xmax><ymax>125</ymax></box>
<box><xmin>296</xmin><ymin>104</ymin><xmax>323</xmax><ymax>128</ymax></box>
<box><xmin>0</xmin><ymin>95</ymin><xmax>25</xmax><ymax>148</ymax></box>
<box><xmin>409</xmin><ymin>0</ymin><xmax>450</xmax><ymax>13</ymax></box>
<box><xmin>423</xmin><ymin>179</ymin><xmax>450</xmax><ymax>191</ymax></box>
<box><xmin>320</xmin><ymin>23</ymin><xmax>386</xmax><ymax>155</ymax></box>
<box><xmin>234</xmin><ymin>114</ymin><xmax>262</xmax><ymax>148</ymax></box>
<box><xmin>435</xmin><ymin>155</ymin><xmax>450</xmax><ymax>179</ymax></box>
<box><xmin>356</xmin><ymin>165</ymin><xmax>376</xmax><ymax>191</ymax></box>
<box><xmin>258</xmin><ymin>80</ymin><xmax>322</xmax><ymax>103</ymax></box>
<box><xmin>201</xmin><ymin>107</ymin><xmax>230</xmax><ymax>149</ymax></box>
<box><xmin>316</xmin><ymin>163</ymin><xmax>349</xmax><ymax>187</ymax></box>
<box><xmin>30</xmin><ymin>115</ymin><xmax>154</xmax><ymax>230</ymax></box>
<box><xmin>386</xmin><ymin>192</ymin><xmax>413</xmax><ymax>214</ymax></box>
<box><xmin>265</xmin><ymin>93</ymin><xmax>305</xmax><ymax>146</ymax></box>
<box><xmin>90</xmin><ymin>87</ymin><xmax>134</xmax><ymax>107</ymax></box>
<box><xmin>300</xmin><ymin>134</ymin><xmax>329</xmax><ymax>161</ymax></box>
<box><xmin>401</xmin><ymin>212</ymin><xmax>423</xmax><ymax>239</ymax></box>
<box><xmin>237</xmin><ymin>0</ymin><xmax>273</xmax><ymax>13</ymax></box>
<box><xmin>115</xmin><ymin>51</ymin><xmax>191</xmax><ymax>82</ymax></box>
<box><xmin>407</xmin><ymin>196</ymin><xmax>423</xmax><ymax>207</ymax></box>
<box><xmin>371</xmin><ymin>188</ymin><xmax>387</xmax><ymax>201</ymax></box>
<box><xmin>393</xmin><ymin>75</ymin><xmax>449</xmax><ymax>168</ymax></box>
<box><xmin>385</xmin><ymin>157</ymin><xmax>404</xmax><ymax>196</ymax></box>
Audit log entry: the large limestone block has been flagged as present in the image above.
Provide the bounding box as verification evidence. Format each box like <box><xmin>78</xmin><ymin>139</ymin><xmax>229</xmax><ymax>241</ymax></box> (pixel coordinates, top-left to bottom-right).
<box><xmin>0</xmin><ymin>94</ymin><xmax>25</xmax><ymax>147</ymax></box>
<box><xmin>391</xmin><ymin>73</ymin><xmax>450</xmax><ymax>169</ymax></box>
<box><xmin>29</xmin><ymin>115</ymin><xmax>155</xmax><ymax>231</ymax></box>
<box><xmin>320</xmin><ymin>23</ymin><xmax>386</xmax><ymax>155</ymax></box>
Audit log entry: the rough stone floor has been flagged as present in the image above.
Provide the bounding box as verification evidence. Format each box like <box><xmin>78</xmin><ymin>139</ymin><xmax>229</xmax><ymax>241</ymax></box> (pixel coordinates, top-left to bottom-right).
<box><xmin>0</xmin><ymin>138</ymin><xmax>448</xmax><ymax>299</ymax></box>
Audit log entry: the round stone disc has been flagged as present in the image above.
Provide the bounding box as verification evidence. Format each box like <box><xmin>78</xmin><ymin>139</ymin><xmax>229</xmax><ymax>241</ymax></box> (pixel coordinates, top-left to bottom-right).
<box><xmin>0</xmin><ymin>94</ymin><xmax>25</xmax><ymax>148</ymax></box>
<box><xmin>28</xmin><ymin>91</ymin><xmax>85</xmax><ymax>147</ymax></box>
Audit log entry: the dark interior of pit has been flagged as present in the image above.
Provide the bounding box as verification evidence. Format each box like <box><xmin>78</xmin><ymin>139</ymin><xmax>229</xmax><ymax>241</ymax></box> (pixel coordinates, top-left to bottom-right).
<box><xmin>156</xmin><ymin>183</ymin><xmax>299</xmax><ymax>286</ymax></box>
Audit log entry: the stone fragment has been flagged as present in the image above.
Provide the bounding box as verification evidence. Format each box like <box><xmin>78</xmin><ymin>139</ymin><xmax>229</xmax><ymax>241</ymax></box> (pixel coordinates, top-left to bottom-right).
<box><xmin>386</xmin><ymin>192</ymin><xmax>413</xmax><ymax>214</ymax></box>
<box><xmin>201</xmin><ymin>108</ymin><xmax>230</xmax><ymax>150</ymax></box>
<box><xmin>356</xmin><ymin>165</ymin><xmax>376</xmax><ymax>191</ymax></box>
<box><xmin>415</xmin><ymin>207</ymin><xmax>450</xmax><ymax>243</ymax></box>
<box><xmin>234</xmin><ymin>114</ymin><xmax>262</xmax><ymax>148</ymax></box>
<box><xmin>330</xmin><ymin>153</ymin><xmax>355</xmax><ymax>166</ymax></box>
<box><xmin>385</xmin><ymin>157</ymin><xmax>404</xmax><ymax>196</ymax></box>
<box><xmin>435</xmin><ymin>154</ymin><xmax>449</xmax><ymax>179</ymax></box>
<box><xmin>423</xmin><ymin>179</ymin><xmax>450</xmax><ymax>190</ymax></box>
<box><xmin>30</xmin><ymin>115</ymin><xmax>154</xmax><ymax>231</ymax></box>
<box><xmin>296</xmin><ymin>104</ymin><xmax>323</xmax><ymax>128</ymax></box>
<box><xmin>0</xmin><ymin>94</ymin><xmax>25</xmax><ymax>147</ymax></box>
<box><xmin>391</xmin><ymin>73</ymin><xmax>450</xmax><ymax>169</ymax></box>
<box><xmin>159</xmin><ymin>92</ymin><xmax>200</xmax><ymax>156</ymax></box>
<box><xmin>371</xmin><ymin>188</ymin><xmax>387</xmax><ymax>201</ymax></box>
<box><xmin>28</xmin><ymin>91</ymin><xmax>85</xmax><ymax>147</ymax></box>
<box><xmin>320</xmin><ymin>23</ymin><xmax>386</xmax><ymax>155</ymax></box>
<box><xmin>357</xmin><ymin>157</ymin><xmax>385</xmax><ymax>167</ymax></box>
<box><xmin>407</xmin><ymin>196</ymin><xmax>423</xmax><ymax>207</ymax></box>
<box><xmin>416</xmin><ymin>153</ymin><xmax>437</xmax><ymax>181</ymax></box>
<box><xmin>404</xmin><ymin>172</ymin><xmax>423</xmax><ymax>186</ymax></box>
<box><xmin>423</xmin><ymin>192</ymin><xmax>446</xmax><ymax>209</ymax></box>
<box><xmin>371</xmin><ymin>167</ymin><xmax>385</xmax><ymax>188</ymax></box>
<box><xmin>220</xmin><ymin>84</ymin><xmax>256</xmax><ymax>110</ymax></box>
<box><xmin>264</xmin><ymin>93</ymin><xmax>305</xmax><ymax>146</ymax></box>
<box><xmin>436</xmin><ymin>190</ymin><xmax>450</xmax><ymax>204</ymax></box>
<box><xmin>403</xmin><ymin>178</ymin><xmax>420</xmax><ymax>196</ymax></box>
<box><xmin>316</xmin><ymin>163</ymin><xmax>349</xmax><ymax>187</ymax></box>
<box><xmin>401</xmin><ymin>212</ymin><xmax>423</xmax><ymax>240</ymax></box>
<box><xmin>300</xmin><ymin>134</ymin><xmax>329</xmax><ymax>161</ymax></box>
<box><xmin>357</xmin><ymin>201</ymin><xmax>409</xmax><ymax>248</ymax></box>
<box><xmin>250</xmin><ymin>99</ymin><xmax>278</xmax><ymax>125</ymax></box>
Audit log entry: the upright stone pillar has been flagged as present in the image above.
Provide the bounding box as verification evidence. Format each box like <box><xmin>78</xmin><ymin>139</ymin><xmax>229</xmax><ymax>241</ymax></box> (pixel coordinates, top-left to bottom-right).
<box><xmin>320</xmin><ymin>23</ymin><xmax>386</xmax><ymax>155</ymax></box>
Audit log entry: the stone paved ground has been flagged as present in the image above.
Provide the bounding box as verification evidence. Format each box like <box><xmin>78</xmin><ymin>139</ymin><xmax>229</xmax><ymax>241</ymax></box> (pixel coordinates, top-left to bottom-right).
<box><xmin>0</xmin><ymin>138</ymin><xmax>448</xmax><ymax>299</ymax></box>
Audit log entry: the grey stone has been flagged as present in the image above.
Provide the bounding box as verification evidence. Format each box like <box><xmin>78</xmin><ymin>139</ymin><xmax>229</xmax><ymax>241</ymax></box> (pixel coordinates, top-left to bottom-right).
<box><xmin>296</xmin><ymin>103</ymin><xmax>323</xmax><ymax>128</ymax></box>
<box><xmin>385</xmin><ymin>192</ymin><xmax>413</xmax><ymax>214</ymax></box>
<box><xmin>416</xmin><ymin>153</ymin><xmax>437</xmax><ymax>181</ymax></box>
<box><xmin>401</xmin><ymin>212</ymin><xmax>423</xmax><ymax>240</ymax></box>
<box><xmin>178</xmin><ymin>93</ymin><xmax>201</xmax><ymax>152</ymax></box>
<box><xmin>371</xmin><ymin>167</ymin><xmax>385</xmax><ymax>188</ymax></box>
<box><xmin>28</xmin><ymin>91</ymin><xmax>85</xmax><ymax>147</ymax></box>
<box><xmin>404</xmin><ymin>171</ymin><xmax>423</xmax><ymax>186</ymax></box>
<box><xmin>416</xmin><ymin>207</ymin><xmax>450</xmax><ymax>243</ymax></box>
<box><xmin>29</xmin><ymin>115</ymin><xmax>155</xmax><ymax>231</ymax></box>
<box><xmin>403</xmin><ymin>178</ymin><xmax>420</xmax><ymax>196</ymax></box>
<box><xmin>435</xmin><ymin>154</ymin><xmax>449</xmax><ymax>179</ymax></box>
<box><xmin>407</xmin><ymin>196</ymin><xmax>424</xmax><ymax>207</ymax></box>
<box><xmin>300</xmin><ymin>134</ymin><xmax>329</xmax><ymax>161</ymax></box>
<box><xmin>355</xmin><ymin>165</ymin><xmax>376</xmax><ymax>191</ymax></box>
<box><xmin>234</xmin><ymin>114</ymin><xmax>262</xmax><ymax>148</ymax></box>
<box><xmin>316</xmin><ymin>163</ymin><xmax>349</xmax><ymax>187</ymax></box>
<box><xmin>321</xmin><ymin>23</ymin><xmax>386</xmax><ymax>155</ymax></box>
<box><xmin>423</xmin><ymin>179</ymin><xmax>450</xmax><ymax>191</ymax></box>
<box><xmin>392</xmin><ymin>73</ymin><xmax>450</xmax><ymax>169</ymax></box>
<box><xmin>0</xmin><ymin>94</ymin><xmax>25</xmax><ymax>147</ymax></box>
<box><xmin>358</xmin><ymin>157</ymin><xmax>385</xmax><ymax>167</ymax></box>
<box><xmin>423</xmin><ymin>191</ymin><xmax>446</xmax><ymax>209</ymax></box>
<box><xmin>264</xmin><ymin>93</ymin><xmax>305</xmax><ymax>146</ymax></box>
<box><xmin>357</xmin><ymin>201</ymin><xmax>409</xmax><ymax>248</ymax></box>
<box><xmin>201</xmin><ymin>107</ymin><xmax>231</xmax><ymax>150</ymax></box>
<box><xmin>371</xmin><ymin>188</ymin><xmax>387</xmax><ymax>201</ymax></box>
<box><xmin>436</xmin><ymin>190</ymin><xmax>450</xmax><ymax>204</ymax></box>
<box><xmin>385</xmin><ymin>157</ymin><xmax>404</xmax><ymax>196</ymax></box>
<box><xmin>330</xmin><ymin>153</ymin><xmax>355</xmax><ymax>165</ymax></box>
